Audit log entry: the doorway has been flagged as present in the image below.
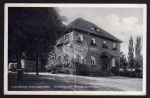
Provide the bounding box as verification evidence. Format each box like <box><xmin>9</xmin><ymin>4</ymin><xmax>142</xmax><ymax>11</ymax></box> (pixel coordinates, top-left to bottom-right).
<box><xmin>100</xmin><ymin>52</ymin><xmax>113</xmax><ymax>75</ymax></box>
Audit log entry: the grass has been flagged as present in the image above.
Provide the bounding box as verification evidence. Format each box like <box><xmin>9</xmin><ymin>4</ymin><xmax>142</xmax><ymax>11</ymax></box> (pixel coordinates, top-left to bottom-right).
<box><xmin>8</xmin><ymin>72</ymin><xmax>123</xmax><ymax>91</ymax></box>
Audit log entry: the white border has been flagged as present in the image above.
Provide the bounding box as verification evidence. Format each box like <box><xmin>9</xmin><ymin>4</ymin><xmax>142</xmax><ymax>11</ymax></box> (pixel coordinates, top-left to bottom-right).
<box><xmin>4</xmin><ymin>3</ymin><xmax>147</xmax><ymax>95</ymax></box>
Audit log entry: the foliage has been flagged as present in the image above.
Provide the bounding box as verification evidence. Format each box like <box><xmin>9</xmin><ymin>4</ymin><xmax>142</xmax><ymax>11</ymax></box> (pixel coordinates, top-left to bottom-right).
<box><xmin>8</xmin><ymin>7</ymin><xmax>66</xmax><ymax>76</ymax></box>
<box><xmin>128</xmin><ymin>36</ymin><xmax>135</xmax><ymax>69</ymax></box>
<box><xmin>135</xmin><ymin>36</ymin><xmax>143</xmax><ymax>68</ymax></box>
<box><xmin>115</xmin><ymin>59</ymin><xmax>120</xmax><ymax>69</ymax></box>
<box><xmin>74</xmin><ymin>62</ymin><xmax>89</xmax><ymax>76</ymax></box>
<box><xmin>111</xmin><ymin>66</ymin><xmax>120</xmax><ymax>76</ymax></box>
<box><xmin>120</xmin><ymin>54</ymin><xmax>128</xmax><ymax>71</ymax></box>
<box><xmin>112</xmin><ymin>66</ymin><xmax>142</xmax><ymax>78</ymax></box>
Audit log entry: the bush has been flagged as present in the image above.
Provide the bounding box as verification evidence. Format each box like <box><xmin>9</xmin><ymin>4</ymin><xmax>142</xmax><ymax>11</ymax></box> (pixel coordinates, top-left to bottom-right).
<box><xmin>74</xmin><ymin>62</ymin><xmax>89</xmax><ymax>76</ymax></box>
<box><xmin>99</xmin><ymin>70</ymin><xmax>110</xmax><ymax>76</ymax></box>
<box><xmin>111</xmin><ymin>67</ymin><xmax>143</xmax><ymax>78</ymax></box>
<box><xmin>135</xmin><ymin>68</ymin><xmax>143</xmax><ymax>78</ymax></box>
<box><xmin>58</xmin><ymin>68</ymin><xmax>71</xmax><ymax>74</ymax></box>
<box><xmin>111</xmin><ymin>67</ymin><xmax>120</xmax><ymax>76</ymax></box>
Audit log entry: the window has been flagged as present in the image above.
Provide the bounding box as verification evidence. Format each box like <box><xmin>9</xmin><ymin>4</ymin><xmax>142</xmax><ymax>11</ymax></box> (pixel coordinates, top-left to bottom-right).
<box><xmin>96</xmin><ymin>29</ymin><xmax>100</xmax><ymax>32</ymax></box>
<box><xmin>112</xmin><ymin>43</ymin><xmax>117</xmax><ymax>50</ymax></box>
<box><xmin>92</xmin><ymin>38</ymin><xmax>96</xmax><ymax>44</ymax></box>
<box><xmin>91</xmin><ymin>56</ymin><xmax>96</xmax><ymax>66</ymax></box>
<box><xmin>64</xmin><ymin>34</ymin><xmax>70</xmax><ymax>44</ymax></box>
<box><xmin>90</xmin><ymin>37</ymin><xmax>96</xmax><ymax>46</ymax></box>
<box><xmin>112</xmin><ymin>58</ymin><xmax>115</xmax><ymax>67</ymax></box>
<box><xmin>78</xmin><ymin>34</ymin><xmax>83</xmax><ymax>42</ymax></box>
<box><xmin>81</xmin><ymin>57</ymin><xmax>85</xmax><ymax>64</ymax></box>
<box><xmin>103</xmin><ymin>41</ymin><xmax>108</xmax><ymax>48</ymax></box>
<box><xmin>90</xmin><ymin>27</ymin><xmax>95</xmax><ymax>30</ymax></box>
<box><xmin>90</xmin><ymin>27</ymin><xmax>100</xmax><ymax>32</ymax></box>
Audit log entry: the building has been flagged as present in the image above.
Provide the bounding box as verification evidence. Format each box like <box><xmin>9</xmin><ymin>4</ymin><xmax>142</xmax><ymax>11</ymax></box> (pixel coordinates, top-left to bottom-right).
<box><xmin>49</xmin><ymin>18</ymin><xmax>123</xmax><ymax>75</ymax></box>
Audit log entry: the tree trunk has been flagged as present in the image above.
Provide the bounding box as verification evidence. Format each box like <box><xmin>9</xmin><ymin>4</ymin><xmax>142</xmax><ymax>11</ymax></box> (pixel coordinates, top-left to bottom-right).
<box><xmin>36</xmin><ymin>53</ymin><xmax>39</xmax><ymax>75</ymax></box>
<box><xmin>17</xmin><ymin>54</ymin><xmax>22</xmax><ymax>80</ymax></box>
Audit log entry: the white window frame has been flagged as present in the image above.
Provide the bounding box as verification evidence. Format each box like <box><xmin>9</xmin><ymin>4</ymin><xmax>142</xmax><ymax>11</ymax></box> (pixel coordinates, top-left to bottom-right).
<box><xmin>96</xmin><ymin>29</ymin><xmax>100</xmax><ymax>32</ymax></box>
<box><xmin>92</xmin><ymin>37</ymin><xmax>96</xmax><ymax>44</ymax></box>
<box><xmin>81</xmin><ymin>56</ymin><xmax>85</xmax><ymax>64</ymax></box>
<box><xmin>103</xmin><ymin>41</ymin><xmax>107</xmax><ymax>44</ymax></box>
<box><xmin>103</xmin><ymin>41</ymin><xmax>107</xmax><ymax>47</ymax></box>
<box><xmin>113</xmin><ymin>43</ymin><xmax>117</xmax><ymax>49</ymax></box>
<box><xmin>90</xmin><ymin>27</ymin><xmax>100</xmax><ymax>32</ymax></box>
<box><xmin>91</xmin><ymin>56</ymin><xmax>96</xmax><ymax>66</ymax></box>
<box><xmin>90</xmin><ymin>27</ymin><xmax>95</xmax><ymax>30</ymax></box>
<box><xmin>78</xmin><ymin>34</ymin><xmax>83</xmax><ymax>41</ymax></box>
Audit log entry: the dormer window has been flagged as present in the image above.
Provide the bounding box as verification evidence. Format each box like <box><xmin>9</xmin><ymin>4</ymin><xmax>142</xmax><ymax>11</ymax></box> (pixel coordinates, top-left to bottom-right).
<box><xmin>102</xmin><ymin>41</ymin><xmax>108</xmax><ymax>49</ymax></box>
<box><xmin>90</xmin><ymin>27</ymin><xmax>100</xmax><ymax>32</ymax></box>
<box><xmin>112</xmin><ymin>43</ymin><xmax>117</xmax><ymax>50</ymax></box>
<box><xmin>90</xmin><ymin>27</ymin><xmax>95</xmax><ymax>30</ymax></box>
<box><xmin>78</xmin><ymin>34</ymin><xmax>83</xmax><ymax>43</ymax></box>
<box><xmin>90</xmin><ymin>37</ymin><xmax>96</xmax><ymax>46</ymax></box>
<box><xmin>96</xmin><ymin>29</ymin><xmax>100</xmax><ymax>32</ymax></box>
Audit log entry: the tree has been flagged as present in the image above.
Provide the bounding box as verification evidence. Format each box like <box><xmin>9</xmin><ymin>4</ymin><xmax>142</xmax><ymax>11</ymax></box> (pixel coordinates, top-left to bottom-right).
<box><xmin>135</xmin><ymin>36</ymin><xmax>142</xmax><ymax>68</ymax></box>
<box><xmin>115</xmin><ymin>59</ymin><xmax>120</xmax><ymax>69</ymax></box>
<box><xmin>128</xmin><ymin>36</ymin><xmax>135</xmax><ymax>69</ymax></box>
<box><xmin>9</xmin><ymin>8</ymin><xmax>29</xmax><ymax>79</ymax></box>
<box><xmin>120</xmin><ymin>53</ymin><xmax>128</xmax><ymax>70</ymax></box>
<box><xmin>8</xmin><ymin>7</ymin><xmax>66</xmax><ymax>78</ymax></box>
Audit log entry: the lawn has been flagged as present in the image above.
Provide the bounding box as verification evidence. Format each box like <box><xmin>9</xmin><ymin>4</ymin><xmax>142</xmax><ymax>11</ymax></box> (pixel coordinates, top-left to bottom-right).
<box><xmin>8</xmin><ymin>72</ymin><xmax>142</xmax><ymax>91</ymax></box>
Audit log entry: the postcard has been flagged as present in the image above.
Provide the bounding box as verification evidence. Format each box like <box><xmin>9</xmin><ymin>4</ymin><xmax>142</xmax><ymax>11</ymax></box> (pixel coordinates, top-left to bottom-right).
<box><xmin>4</xmin><ymin>3</ymin><xmax>147</xmax><ymax>95</ymax></box>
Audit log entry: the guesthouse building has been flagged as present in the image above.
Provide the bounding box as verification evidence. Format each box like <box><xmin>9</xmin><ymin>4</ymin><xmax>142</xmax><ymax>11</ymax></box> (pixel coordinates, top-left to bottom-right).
<box><xmin>49</xmin><ymin>18</ymin><xmax>123</xmax><ymax>75</ymax></box>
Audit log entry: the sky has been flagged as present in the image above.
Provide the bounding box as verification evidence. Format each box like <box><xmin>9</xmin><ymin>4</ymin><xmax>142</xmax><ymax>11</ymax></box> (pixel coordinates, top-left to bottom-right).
<box><xmin>58</xmin><ymin>7</ymin><xmax>143</xmax><ymax>57</ymax></box>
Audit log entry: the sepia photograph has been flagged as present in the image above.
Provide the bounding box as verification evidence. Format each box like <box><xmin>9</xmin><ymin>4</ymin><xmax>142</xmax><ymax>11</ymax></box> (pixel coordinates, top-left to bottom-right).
<box><xmin>4</xmin><ymin>4</ymin><xmax>146</xmax><ymax>95</ymax></box>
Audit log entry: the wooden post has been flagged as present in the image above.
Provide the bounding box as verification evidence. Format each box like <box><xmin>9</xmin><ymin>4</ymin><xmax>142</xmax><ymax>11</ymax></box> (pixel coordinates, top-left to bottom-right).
<box><xmin>17</xmin><ymin>54</ymin><xmax>22</xmax><ymax>80</ymax></box>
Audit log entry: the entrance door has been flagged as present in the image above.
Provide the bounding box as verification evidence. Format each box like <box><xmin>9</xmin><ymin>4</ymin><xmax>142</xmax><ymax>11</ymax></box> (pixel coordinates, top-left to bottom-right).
<box><xmin>101</xmin><ymin>57</ymin><xmax>111</xmax><ymax>71</ymax></box>
<box><xmin>101</xmin><ymin>52</ymin><xmax>113</xmax><ymax>74</ymax></box>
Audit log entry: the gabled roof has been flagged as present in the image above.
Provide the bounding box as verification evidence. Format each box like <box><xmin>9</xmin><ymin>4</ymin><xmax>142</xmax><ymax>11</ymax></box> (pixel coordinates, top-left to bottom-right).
<box><xmin>67</xmin><ymin>18</ymin><xmax>122</xmax><ymax>43</ymax></box>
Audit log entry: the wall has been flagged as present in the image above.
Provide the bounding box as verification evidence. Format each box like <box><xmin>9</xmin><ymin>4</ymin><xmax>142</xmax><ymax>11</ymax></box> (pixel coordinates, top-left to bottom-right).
<box><xmin>73</xmin><ymin>30</ymin><xmax>120</xmax><ymax>69</ymax></box>
<box><xmin>53</xmin><ymin>30</ymin><xmax>121</xmax><ymax>75</ymax></box>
